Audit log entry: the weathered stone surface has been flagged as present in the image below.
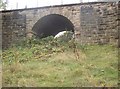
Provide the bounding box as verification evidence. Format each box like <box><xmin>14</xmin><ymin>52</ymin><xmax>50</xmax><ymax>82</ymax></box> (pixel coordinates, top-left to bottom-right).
<box><xmin>1</xmin><ymin>2</ymin><xmax>119</xmax><ymax>49</ymax></box>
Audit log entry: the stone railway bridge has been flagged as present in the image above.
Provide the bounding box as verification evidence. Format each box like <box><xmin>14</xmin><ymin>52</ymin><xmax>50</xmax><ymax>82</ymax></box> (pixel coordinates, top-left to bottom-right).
<box><xmin>1</xmin><ymin>2</ymin><xmax>120</xmax><ymax>49</ymax></box>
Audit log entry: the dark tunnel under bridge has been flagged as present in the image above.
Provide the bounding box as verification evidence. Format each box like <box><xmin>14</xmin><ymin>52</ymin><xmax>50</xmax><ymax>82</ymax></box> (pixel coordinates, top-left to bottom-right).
<box><xmin>32</xmin><ymin>14</ymin><xmax>74</xmax><ymax>38</ymax></box>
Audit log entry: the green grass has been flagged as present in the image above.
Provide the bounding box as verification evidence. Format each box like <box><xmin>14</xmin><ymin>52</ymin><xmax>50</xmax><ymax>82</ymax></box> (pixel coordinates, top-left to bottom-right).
<box><xmin>2</xmin><ymin>37</ymin><xmax>118</xmax><ymax>87</ymax></box>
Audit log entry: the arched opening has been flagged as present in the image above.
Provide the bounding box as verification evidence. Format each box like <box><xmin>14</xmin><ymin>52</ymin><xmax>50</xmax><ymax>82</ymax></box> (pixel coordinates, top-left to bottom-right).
<box><xmin>32</xmin><ymin>14</ymin><xmax>74</xmax><ymax>38</ymax></box>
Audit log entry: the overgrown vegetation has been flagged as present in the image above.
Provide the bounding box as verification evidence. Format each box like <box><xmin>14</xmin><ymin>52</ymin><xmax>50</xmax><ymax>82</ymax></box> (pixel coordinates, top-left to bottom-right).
<box><xmin>2</xmin><ymin>36</ymin><xmax>118</xmax><ymax>87</ymax></box>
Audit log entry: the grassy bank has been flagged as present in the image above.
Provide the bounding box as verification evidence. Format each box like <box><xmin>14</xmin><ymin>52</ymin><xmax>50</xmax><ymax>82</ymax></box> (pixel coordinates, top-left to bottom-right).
<box><xmin>2</xmin><ymin>37</ymin><xmax>118</xmax><ymax>87</ymax></box>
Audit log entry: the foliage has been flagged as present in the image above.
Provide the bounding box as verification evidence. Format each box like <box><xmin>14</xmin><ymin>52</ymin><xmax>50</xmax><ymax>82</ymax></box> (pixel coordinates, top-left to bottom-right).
<box><xmin>2</xmin><ymin>36</ymin><xmax>118</xmax><ymax>87</ymax></box>
<box><xmin>0</xmin><ymin>0</ymin><xmax>7</xmax><ymax>10</ymax></box>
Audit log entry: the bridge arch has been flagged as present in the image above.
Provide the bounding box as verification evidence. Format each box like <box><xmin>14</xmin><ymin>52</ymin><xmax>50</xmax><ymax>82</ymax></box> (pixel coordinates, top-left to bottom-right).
<box><xmin>32</xmin><ymin>14</ymin><xmax>74</xmax><ymax>38</ymax></box>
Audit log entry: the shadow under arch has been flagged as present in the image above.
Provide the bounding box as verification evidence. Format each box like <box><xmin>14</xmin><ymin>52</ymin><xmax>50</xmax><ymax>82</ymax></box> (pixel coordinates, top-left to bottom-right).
<box><xmin>32</xmin><ymin>14</ymin><xmax>74</xmax><ymax>38</ymax></box>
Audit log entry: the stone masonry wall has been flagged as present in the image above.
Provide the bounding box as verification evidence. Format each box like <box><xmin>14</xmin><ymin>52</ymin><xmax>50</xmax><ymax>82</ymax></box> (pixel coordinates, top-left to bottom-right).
<box><xmin>1</xmin><ymin>2</ymin><xmax>119</xmax><ymax>49</ymax></box>
<box><xmin>2</xmin><ymin>11</ymin><xmax>26</xmax><ymax>49</ymax></box>
<box><xmin>118</xmin><ymin>1</ymin><xmax>120</xmax><ymax>47</ymax></box>
<box><xmin>77</xmin><ymin>2</ymin><xmax>119</xmax><ymax>45</ymax></box>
